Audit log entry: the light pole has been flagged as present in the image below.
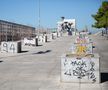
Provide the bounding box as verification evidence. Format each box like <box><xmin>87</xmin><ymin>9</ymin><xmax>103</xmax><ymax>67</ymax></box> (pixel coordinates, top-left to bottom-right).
<box><xmin>38</xmin><ymin>0</ymin><xmax>40</xmax><ymax>36</ymax></box>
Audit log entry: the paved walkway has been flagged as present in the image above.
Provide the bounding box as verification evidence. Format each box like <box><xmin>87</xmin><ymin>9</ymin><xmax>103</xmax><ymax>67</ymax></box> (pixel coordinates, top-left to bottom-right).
<box><xmin>0</xmin><ymin>35</ymin><xmax>108</xmax><ymax>90</ymax></box>
<box><xmin>90</xmin><ymin>35</ymin><xmax>108</xmax><ymax>72</ymax></box>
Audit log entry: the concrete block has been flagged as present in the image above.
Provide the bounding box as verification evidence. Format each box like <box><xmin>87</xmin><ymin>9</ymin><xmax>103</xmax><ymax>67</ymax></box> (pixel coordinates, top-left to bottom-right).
<box><xmin>1</xmin><ymin>41</ymin><xmax>21</xmax><ymax>53</ymax></box>
<box><xmin>70</xmin><ymin>43</ymin><xmax>93</xmax><ymax>55</ymax></box>
<box><xmin>24</xmin><ymin>38</ymin><xmax>38</xmax><ymax>46</ymax></box>
<box><xmin>61</xmin><ymin>54</ymin><xmax>100</xmax><ymax>83</ymax></box>
<box><xmin>57</xmin><ymin>32</ymin><xmax>62</xmax><ymax>37</ymax></box>
<box><xmin>52</xmin><ymin>32</ymin><xmax>57</xmax><ymax>39</ymax></box>
<box><xmin>80</xmin><ymin>32</ymin><xmax>89</xmax><ymax>36</ymax></box>
<box><xmin>75</xmin><ymin>36</ymin><xmax>90</xmax><ymax>43</ymax></box>
<box><xmin>47</xmin><ymin>34</ymin><xmax>54</xmax><ymax>41</ymax></box>
<box><xmin>43</xmin><ymin>35</ymin><xmax>47</xmax><ymax>42</ymax></box>
<box><xmin>72</xmin><ymin>32</ymin><xmax>76</xmax><ymax>36</ymax></box>
<box><xmin>75</xmin><ymin>32</ymin><xmax>80</xmax><ymax>36</ymax></box>
<box><xmin>38</xmin><ymin>35</ymin><xmax>43</xmax><ymax>43</ymax></box>
<box><xmin>38</xmin><ymin>35</ymin><xmax>47</xmax><ymax>43</ymax></box>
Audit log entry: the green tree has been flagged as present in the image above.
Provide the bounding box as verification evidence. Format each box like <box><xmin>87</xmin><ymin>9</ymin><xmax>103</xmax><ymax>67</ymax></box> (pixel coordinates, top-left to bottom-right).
<box><xmin>92</xmin><ymin>1</ymin><xmax>108</xmax><ymax>34</ymax></box>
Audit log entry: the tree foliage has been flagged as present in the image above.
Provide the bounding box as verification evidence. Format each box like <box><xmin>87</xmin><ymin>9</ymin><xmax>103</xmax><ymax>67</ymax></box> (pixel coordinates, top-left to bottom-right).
<box><xmin>92</xmin><ymin>1</ymin><xmax>108</xmax><ymax>30</ymax></box>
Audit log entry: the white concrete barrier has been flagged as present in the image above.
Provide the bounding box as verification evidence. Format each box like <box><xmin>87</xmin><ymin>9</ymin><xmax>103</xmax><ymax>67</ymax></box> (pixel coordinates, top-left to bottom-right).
<box><xmin>52</xmin><ymin>32</ymin><xmax>57</xmax><ymax>39</ymax></box>
<box><xmin>1</xmin><ymin>41</ymin><xmax>21</xmax><ymax>53</ymax></box>
<box><xmin>80</xmin><ymin>32</ymin><xmax>89</xmax><ymax>36</ymax></box>
<box><xmin>75</xmin><ymin>36</ymin><xmax>91</xmax><ymax>43</ymax></box>
<box><xmin>70</xmin><ymin>43</ymin><xmax>93</xmax><ymax>55</ymax></box>
<box><xmin>47</xmin><ymin>34</ymin><xmax>54</xmax><ymax>41</ymax></box>
<box><xmin>61</xmin><ymin>54</ymin><xmax>100</xmax><ymax>83</ymax></box>
<box><xmin>72</xmin><ymin>31</ymin><xmax>76</xmax><ymax>36</ymax></box>
<box><xmin>43</xmin><ymin>35</ymin><xmax>47</xmax><ymax>42</ymax></box>
<box><xmin>24</xmin><ymin>38</ymin><xmax>38</xmax><ymax>46</ymax></box>
<box><xmin>52</xmin><ymin>32</ymin><xmax>62</xmax><ymax>38</ymax></box>
<box><xmin>38</xmin><ymin>35</ymin><xmax>47</xmax><ymax>43</ymax></box>
<box><xmin>57</xmin><ymin>32</ymin><xmax>62</xmax><ymax>37</ymax></box>
<box><xmin>75</xmin><ymin>32</ymin><xmax>80</xmax><ymax>36</ymax></box>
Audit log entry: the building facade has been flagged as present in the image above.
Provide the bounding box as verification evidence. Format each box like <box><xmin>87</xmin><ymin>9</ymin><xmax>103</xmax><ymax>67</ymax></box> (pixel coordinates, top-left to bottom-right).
<box><xmin>0</xmin><ymin>20</ymin><xmax>35</xmax><ymax>43</ymax></box>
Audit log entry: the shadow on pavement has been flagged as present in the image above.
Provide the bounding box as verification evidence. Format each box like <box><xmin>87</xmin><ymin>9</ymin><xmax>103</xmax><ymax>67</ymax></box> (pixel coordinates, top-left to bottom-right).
<box><xmin>101</xmin><ymin>73</ymin><xmax>108</xmax><ymax>83</ymax></box>
<box><xmin>20</xmin><ymin>51</ymin><xmax>28</xmax><ymax>53</ymax></box>
<box><xmin>0</xmin><ymin>61</ymin><xmax>3</xmax><ymax>63</ymax></box>
<box><xmin>32</xmin><ymin>50</ymin><xmax>51</xmax><ymax>54</ymax></box>
<box><xmin>37</xmin><ymin>45</ymin><xmax>43</xmax><ymax>47</ymax></box>
<box><xmin>47</xmin><ymin>41</ymin><xmax>51</xmax><ymax>43</ymax></box>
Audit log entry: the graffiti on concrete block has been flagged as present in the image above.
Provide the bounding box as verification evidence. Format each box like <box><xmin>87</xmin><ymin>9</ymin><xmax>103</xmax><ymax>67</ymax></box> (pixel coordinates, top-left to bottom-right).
<box><xmin>57</xmin><ymin>19</ymin><xmax>75</xmax><ymax>35</ymax></box>
<box><xmin>24</xmin><ymin>38</ymin><xmax>37</xmax><ymax>46</ymax></box>
<box><xmin>63</xmin><ymin>58</ymin><xmax>96</xmax><ymax>82</ymax></box>
<box><xmin>76</xmin><ymin>37</ymin><xmax>90</xmax><ymax>43</ymax></box>
<box><xmin>71</xmin><ymin>43</ymin><xmax>93</xmax><ymax>55</ymax></box>
<box><xmin>2</xmin><ymin>43</ymin><xmax>8</xmax><ymax>52</ymax></box>
<box><xmin>1</xmin><ymin>42</ymin><xmax>21</xmax><ymax>53</ymax></box>
<box><xmin>2</xmin><ymin>43</ymin><xmax>15</xmax><ymax>53</ymax></box>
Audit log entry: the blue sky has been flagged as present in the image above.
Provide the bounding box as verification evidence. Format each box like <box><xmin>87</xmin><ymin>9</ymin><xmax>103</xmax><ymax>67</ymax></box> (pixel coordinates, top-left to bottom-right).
<box><xmin>0</xmin><ymin>0</ymin><xmax>105</xmax><ymax>32</ymax></box>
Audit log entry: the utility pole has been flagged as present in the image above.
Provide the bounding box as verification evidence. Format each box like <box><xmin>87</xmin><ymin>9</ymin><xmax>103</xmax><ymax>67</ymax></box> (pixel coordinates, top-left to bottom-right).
<box><xmin>85</xmin><ymin>25</ymin><xmax>88</xmax><ymax>32</ymax></box>
<box><xmin>38</xmin><ymin>0</ymin><xmax>40</xmax><ymax>35</ymax></box>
